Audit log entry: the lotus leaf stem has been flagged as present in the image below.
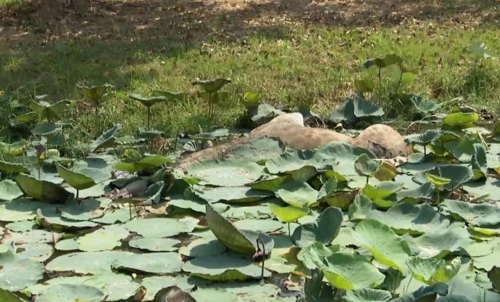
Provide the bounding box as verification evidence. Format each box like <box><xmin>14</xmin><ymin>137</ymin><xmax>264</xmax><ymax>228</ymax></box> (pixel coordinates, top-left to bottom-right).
<box><xmin>256</xmin><ymin>237</ymin><xmax>266</xmax><ymax>282</ymax></box>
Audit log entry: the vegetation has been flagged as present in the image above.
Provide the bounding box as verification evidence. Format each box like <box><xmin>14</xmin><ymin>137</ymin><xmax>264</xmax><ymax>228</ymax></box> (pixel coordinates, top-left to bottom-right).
<box><xmin>1</xmin><ymin>0</ymin><xmax>500</xmax><ymax>301</ymax></box>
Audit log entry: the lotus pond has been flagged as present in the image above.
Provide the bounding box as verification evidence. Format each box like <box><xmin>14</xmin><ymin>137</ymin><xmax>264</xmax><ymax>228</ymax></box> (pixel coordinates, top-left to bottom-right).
<box><xmin>2</xmin><ymin>106</ymin><xmax>500</xmax><ymax>301</ymax></box>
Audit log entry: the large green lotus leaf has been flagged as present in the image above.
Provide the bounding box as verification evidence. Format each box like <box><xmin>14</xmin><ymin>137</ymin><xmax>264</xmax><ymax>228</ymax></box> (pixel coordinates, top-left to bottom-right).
<box><xmin>441</xmin><ymin>199</ymin><xmax>500</xmax><ymax>228</ymax></box>
<box><xmin>140</xmin><ymin>276</ymin><xmax>193</xmax><ymax>301</ymax></box>
<box><xmin>297</xmin><ymin>241</ymin><xmax>338</xmax><ymax>270</ymax></box>
<box><xmin>221</xmin><ymin>199</ymin><xmax>282</xmax><ymax>219</ymax></box>
<box><xmin>250</xmin><ymin>174</ymin><xmax>289</xmax><ymax>192</ymax></box>
<box><xmin>442</xmin><ymin>277</ymin><xmax>500</xmax><ymax>302</ymax></box>
<box><xmin>332</xmin><ymin>227</ymin><xmax>359</xmax><ymax>248</ymax></box>
<box><xmin>192</xmin><ymin>185</ymin><xmax>271</xmax><ymax>204</ymax></box>
<box><xmin>32</xmin><ymin>122</ymin><xmax>60</xmax><ymax>136</ymax></box>
<box><xmin>317</xmin><ymin>175</ymin><xmax>338</xmax><ymax>200</ymax></box>
<box><xmin>353</xmin><ymin>219</ymin><xmax>411</xmax><ymax>273</ymax></box>
<box><xmin>408</xmin><ymin>257</ymin><xmax>451</xmax><ymax>286</ymax></box>
<box><xmin>60</xmin><ymin>198</ymin><xmax>109</xmax><ymax>221</ymax></box>
<box><xmin>265</xmin><ymin>149</ymin><xmax>327</xmax><ymax>174</ymax></box>
<box><xmin>0</xmin><ymin>251</ymin><xmax>44</xmax><ymax>291</ymax></box>
<box><xmin>55</xmin><ymin>162</ymin><xmax>95</xmax><ymax>191</ymax></box>
<box><xmin>56</xmin><ymin>162</ymin><xmax>110</xmax><ymax>191</ymax></box>
<box><xmin>63</xmin><ymin>180</ymin><xmax>111</xmax><ymax>199</ymax></box>
<box><xmin>28</xmin><ymin>164</ymin><xmax>64</xmax><ymax>184</ymax></box>
<box><xmin>91</xmin><ymin>207</ymin><xmax>137</xmax><ymax>224</ymax></box>
<box><xmin>206</xmin><ymin>204</ymin><xmax>274</xmax><ymax>255</ymax></box>
<box><xmin>292</xmin><ymin>206</ymin><xmax>343</xmax><ymax>248</ymax></box>
<box><xmin>0</xmin><ymin>289</ymin><xmax>24</xmax><ymax>302</ymax></box>
<box><xmin>405</xmin><ymin>129</ymin><xmax>443</xmax><ymax>146</ymax></box>
<box><xmin>36</xmin><ymin>207</ymin><xmax>99</xmax><ymax>230</ymax></box>
<box><xmin>275</xmin><ymin>181</ymin><xmax>318</xmax><ymax>207</ymax></box>
<box><xmin>5</xmin><ymin>220</ymin><xmax>38</xmax><ymax>232</ymax></box>
<box><xmin>3</xmin><ymin>229</ymin><xmax>61</xmax><ymax>245</ymax></box>
<box><xmin>411</xmin><ymin>223</ymin><xmax>471</xmax><ymax>259</ymax></box>
<box><xmin>124</xmin><ymin>217</ymin><xmax>198</xmax><ymax>238</ymax></box>
<box><xmin>269</xmin><ymin>204</ymin><xmax>309</xmax><ymax>223</ymax></box>
<box><xmin>233</xmin><ymin>219</ymin><xmax>284</xmax><ymax>234</ymax></box>
<box><xmin>35</xmin><ymin>284</ymin><xmax>105</xmax><ymax>302</ymax></box>
<box><xmin>15</xmin><ymin>173</ymin><xmax>70</xmax><ymax>203</ymax></box>
<box><xmin>89</xmin><ymin>124</ymin><xmax>122</xmax><ymax>152</ymax></box>
<box><xmin>179</xmin><ymin>235</ymin><xmax>226</xmax><ymax>257</ymax></box>
<box><xmin>395</xmin><ymin>182</ymin><xmax>434</xmax><ymax>203</ymax></box>
<box><xmin>0</xmin><ymin>199</ymin><xmax>56</xmax><ymax>222</ymax></box>
<box><xmin>347</xmin><ymin>194</ymin><xmax>375</xmax><ymax>221</ymax></box>
<box><xmin>392</xmin><ymin>282</ymin><xmax>450</xmax><ymax>302</ymax></box>
<box><xmin>362</xmin><ymin>181</ymin><xmax>403</xmax><ymax>200</ymax></box>
<box><xmin>344</xmin><ymin>288</ymin><xmax>392</xmax><ymax>302</ymax></box>
<box><xmin>77</xmin><ymin>225</ymin><xmax>129</xmax><ymax>252</ymax></box>
<box><xmin>0</xmin><ymin>160</ymin><xmax>29</xmax><ymax>174</ymax></box>
<box><xmin>29</xmin><ymin>99</ymin><xmax>70</xmax><ymax>120</ymax></box>
<box><xmin>182</xmin><ymin>253</ymin><xmax>271</xmax><ymax>282</ymax></box>
<box><xmin>354</xmin><ymin>153</ymin><xmax>382</xmax><ymax>178</ymax></box>
<box><xmin>447</xmin><ymin>133</ymin><xmax>483</xmax><ymax>162</ymax></box>
<box><xmin>54</xmin><ymin>238</ymin><xmax>78</xmax><ymax>251</ymax></box>
<box><xmin>366</xmin><ymin>203</ymin><xmax>450</xmax><ymax>235</ymax></box>
<box><xmin>266</xmin><ymin>140</ymin><xmax>375</xmax><ymax>176</ymax></box>
<box><xmin>13</xmin><ymin>243</ymin><xmax>53</xmax><ymax>262</ymax></box>
<box><xmin>431</xmin><ymin>257</ymin><xmax>461</xmax><ymax>283</ymax></box>
<box><xmin>463</xmin><ymin>178</ymin><xmax>500</xmax><ymax>202</ymax></box>
<box><xmin>115</xmin><ymin>155</ymin><xmax>174</xmax><ymax>173</ymax></box>
<box><xmin>315</xmin><ymin>252</ymin><xmax>385</xmax><ymax>290</ymax></box>
<box><xmin>0</xmin><ymin>180</ymin><xmax>23</xmax><ymax>201</ymax></box>
<box><xmin>186</xmin><ymin>159</ymin><xmax>264</xmax><ymax>187</ymax></box>
<box><xmin>194</xmin><ymin>282</ymin><xmax>293</xmax><ymax>302</ymax></box>
<box><xmin>129</xmin><ymin>93</ymin><xmax>166</xmax><ymax>107</ymax></box>
<box><xmin>412</xmin><ymin>164</ymin><xmax>474</xmax><ymax>190</ymax></box>
<box><xmin>26</xmin><ymin>273</ymin><xmax>141</xmax><ymax>302</ymax></box>
<box><xmin>473</xmin><ymin>243</ymin><xmax>500</xmax><ymax>271</ymax></box>
<box><xmin>230</xmin><ymin>136</ymin><xmax>286</xmax><ymax>163</ymax></box>
<box><xmin>45</xmin><ymin>251</ymin><xmax>134</xmax><ymax>274</ymax></box>
<box><xmin>111</xmin><ymin>252</ymin><xmax>182</xmax><ymax>274</ymax></box>
<box><xmin>192</xmin><ymin>78</ymin><xmax>231</xmax><ymax>93</ymax></box>
<box><xmin>128</xmin><ymin>237</ymin><xmax>181</xmax><ymax>252</ymax></box>
<box><xmin>316</xmin><ymin>142</ymin><xmax>377</xmax><ymax>176</ymax></box>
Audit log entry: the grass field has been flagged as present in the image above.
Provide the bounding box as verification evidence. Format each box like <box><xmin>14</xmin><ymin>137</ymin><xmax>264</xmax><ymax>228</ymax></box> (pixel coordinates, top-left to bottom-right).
<box><xmin>1</xmin><ymin>0</ymin><xmax>499</xmax><ymax>139</ymax></box>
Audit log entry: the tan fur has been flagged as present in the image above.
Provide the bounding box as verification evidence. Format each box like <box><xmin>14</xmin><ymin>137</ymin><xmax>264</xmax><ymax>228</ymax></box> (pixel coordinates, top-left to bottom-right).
<box><xmin>352</xmin><ymin>124</ymin><xmax>413</xmax><ymax>157</ymax></box>
<box><xmin>174</xmin><ymin>113</ymin><xmax>412</xmax><ymax>172</ymax></box>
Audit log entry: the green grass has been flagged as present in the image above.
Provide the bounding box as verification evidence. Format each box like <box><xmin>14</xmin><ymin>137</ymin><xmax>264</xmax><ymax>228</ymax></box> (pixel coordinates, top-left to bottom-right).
<box><xmin>1</xmin><ymin>0</ymin><xmax>499</xmax><ymax>142</ymax></box>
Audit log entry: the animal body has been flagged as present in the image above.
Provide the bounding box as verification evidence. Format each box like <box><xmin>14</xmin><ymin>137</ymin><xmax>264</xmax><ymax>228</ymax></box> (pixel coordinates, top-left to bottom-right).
<box><xmin>174</xmin><ymin>113</ymin><xmax>412</xmax><ymax>171</ymax></box>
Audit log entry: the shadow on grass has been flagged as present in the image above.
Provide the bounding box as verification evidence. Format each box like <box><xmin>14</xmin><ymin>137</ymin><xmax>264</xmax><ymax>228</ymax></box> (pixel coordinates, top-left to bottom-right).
<box><xmin>0</xmin><ymin>0</ymin><xmax>497</xmax><ymax>92</ymax></box>
<box><xmin>0</xmin><ymin>0</ymin><xmax>498</xmax><ymax>136</ymax></box>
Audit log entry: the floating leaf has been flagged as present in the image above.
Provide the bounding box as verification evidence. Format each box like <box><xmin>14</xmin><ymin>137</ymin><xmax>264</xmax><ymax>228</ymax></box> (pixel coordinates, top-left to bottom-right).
<box><xmin>187</xmin><ymin>159</ymin><xmax>264</xmax><ymax>187</ymax></box>
<box><xmin>35</xmin><ymin>284</ymin><xmax>105</xmax><ymax>302</ymax></box>
<box><xmin>354</xmin><ymin>154</ymin><xmax>381</xmax><ymax>178</ymax></box>
<box><xmin>353</xmin><ymin>219</ymin><xmax>411</xmax><ymax>273</ymax></box>
<box><xmin>15</xmin><ymin>173</ymin><xmax>70</xmax><ymax>203</ymax></box>
<box><xmin>0</xmin><ymin>180</ymin><xmax>23</xmax><ymax>201</ymax></box>
<box><xmin>292</xmin><ymin>207</ymin><xmax>343</xmax><ymax>248</ymax></box>
<box><xmin>0</xmin><ymin>251</ymin><xmax>44</xmax><ymax>291</ymax></box>
<box><xmin>269</xmin><ymin>204</ymin><xmax>309</xmax><ymax>223</ymax></box>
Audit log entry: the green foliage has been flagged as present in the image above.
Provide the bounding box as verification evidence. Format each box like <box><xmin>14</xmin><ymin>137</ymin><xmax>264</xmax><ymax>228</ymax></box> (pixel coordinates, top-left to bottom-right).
<box><xmin>0</xmin><ymin>40</ymin><xmax>499</xmax><ymax>301</ymax></box>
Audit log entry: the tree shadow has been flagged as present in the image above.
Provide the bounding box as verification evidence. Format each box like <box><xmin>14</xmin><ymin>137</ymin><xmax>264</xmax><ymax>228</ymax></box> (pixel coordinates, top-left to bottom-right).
<box><xmin>0</xmin><ymin>0</ymin><xmax>497</xmax><ymax>98</ymax></box>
